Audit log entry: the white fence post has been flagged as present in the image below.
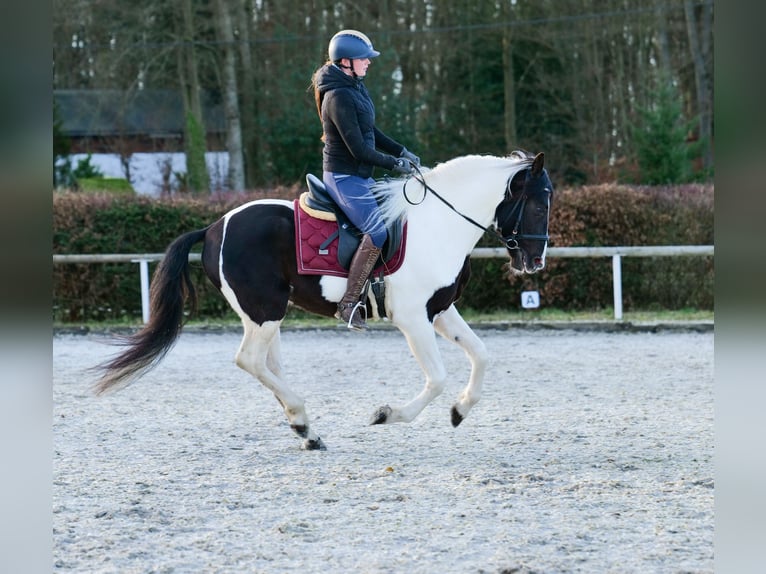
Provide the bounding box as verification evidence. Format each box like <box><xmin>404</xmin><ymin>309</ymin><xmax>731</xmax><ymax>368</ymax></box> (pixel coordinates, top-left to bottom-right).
<box><xmin>132</xmin><ymin>258</ymin><xmax>151</xmax><ymax>324</ymax></box>
<box><xmin>612</xmin><ymin>254</ymin><xmax>623</xmax><ymax>321</ymax></box>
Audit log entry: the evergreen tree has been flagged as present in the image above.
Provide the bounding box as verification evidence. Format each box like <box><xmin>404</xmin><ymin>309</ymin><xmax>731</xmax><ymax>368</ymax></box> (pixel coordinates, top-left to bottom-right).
<box><xmin>630</xmin><ymin>81</ymin><xmax>700</xmax><ymax>184</ymax></box>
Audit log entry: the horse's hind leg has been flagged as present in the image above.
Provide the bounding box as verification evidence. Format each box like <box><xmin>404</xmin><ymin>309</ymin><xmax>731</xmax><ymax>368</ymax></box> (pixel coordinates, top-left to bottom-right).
<box><xmin>433</xmin><ymin>305</ymin><xmax>488</xmax><ymax>427</ymax></box>
<box><xmin>235</xmin><ymin>319</ymin><xmax>326</xmax><ymax>450</ymax></box>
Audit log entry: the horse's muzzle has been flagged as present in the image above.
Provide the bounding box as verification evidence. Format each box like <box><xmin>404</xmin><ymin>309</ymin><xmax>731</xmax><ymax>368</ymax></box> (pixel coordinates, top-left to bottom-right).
<box><xmin>521</xmin><ymin>254</ymin><xmax>545</xmax><ymax>274</ymax></box>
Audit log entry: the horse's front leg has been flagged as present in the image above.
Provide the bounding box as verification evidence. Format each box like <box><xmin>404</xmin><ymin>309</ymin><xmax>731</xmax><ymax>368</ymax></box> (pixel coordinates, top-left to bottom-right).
<box><xmin>235</xmin><ymin>320</ymin><xmax>326</xmax><ymax>450</ymax></box>
<box><xmin>370</xmin><ymin>318</ymin><xmax>447</xmax><ymax>425</ymax></box>
<box><xmin>433</xmin><ymin>305</ymin><xmax>488</xmax><ymax>427</ymax></box>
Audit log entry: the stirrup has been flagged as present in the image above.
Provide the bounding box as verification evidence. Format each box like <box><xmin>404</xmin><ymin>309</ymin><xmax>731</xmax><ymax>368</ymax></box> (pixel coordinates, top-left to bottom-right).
<box><xmin>338</xmin><ymin>300</ymin><xmax>368</xmax><ymax>331</ymax></box>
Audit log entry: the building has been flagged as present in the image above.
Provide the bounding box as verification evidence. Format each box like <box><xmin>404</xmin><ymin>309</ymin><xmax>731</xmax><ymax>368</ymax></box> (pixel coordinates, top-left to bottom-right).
<box><xmin>54</xmin><ymin>89</ymin><xmax>229</xmax><ymax>195</ymax></box>
<box><xmin>54</xmin><ymin>89</ymin><xmax>226</xmax><ymax>154</ymax></box>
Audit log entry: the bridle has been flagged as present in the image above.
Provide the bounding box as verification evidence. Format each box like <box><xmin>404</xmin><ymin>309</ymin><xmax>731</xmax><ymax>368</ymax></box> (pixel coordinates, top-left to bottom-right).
<box><xmin>498</xmin><ymin>180</ymin><xmax>551</xmax><ymax>249</ymax></box>
<box><xmin>403</xmin><ymin>164</ymin><xmax>550</xmax><ymax>251</ymax></box>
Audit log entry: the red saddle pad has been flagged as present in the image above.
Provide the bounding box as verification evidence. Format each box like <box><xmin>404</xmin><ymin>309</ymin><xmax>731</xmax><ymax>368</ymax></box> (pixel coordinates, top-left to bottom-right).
<box><xmin>293</xmin><ymin>198</ymin><xmax>406</xmax><ymax>277</ymax></box>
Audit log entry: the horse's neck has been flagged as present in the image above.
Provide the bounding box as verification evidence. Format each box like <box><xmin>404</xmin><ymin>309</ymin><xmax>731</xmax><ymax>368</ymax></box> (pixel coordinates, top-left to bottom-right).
<box><xmin>425</xmin><ymin>168</ymin><xmax>505</xmax><ymax>227</ymax></box>
<box><xmin>407</xmin><ymin>169</ymin><xmax>504</xmax><ymax>255</ymax></box>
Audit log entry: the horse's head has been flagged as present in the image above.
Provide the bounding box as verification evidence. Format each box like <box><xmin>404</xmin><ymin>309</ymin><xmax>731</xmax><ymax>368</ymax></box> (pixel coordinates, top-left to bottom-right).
<box><xmin>495</xmin><ymin>152</ymin><xmax>553</xmax><ymax>274</ymax></box>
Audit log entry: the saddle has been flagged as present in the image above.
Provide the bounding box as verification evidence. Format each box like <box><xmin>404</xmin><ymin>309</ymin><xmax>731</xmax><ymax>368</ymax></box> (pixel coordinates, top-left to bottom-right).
<box><xmin>294</xmin><ymin>174</ymin><xmax>406</xmax><ymax>278</ymax></box>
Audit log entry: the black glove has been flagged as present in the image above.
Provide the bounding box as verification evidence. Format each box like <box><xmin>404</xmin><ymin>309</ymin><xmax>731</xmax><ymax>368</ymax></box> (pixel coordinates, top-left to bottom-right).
<box><xmin>392</xmin><ymin>157</ymin><xmax>414</xmax><ymax>175</ymax></box>
<box><xmin>400</xmin><ymin>147</ymin><xmax>421</xmax><ymax>167</ymax></box>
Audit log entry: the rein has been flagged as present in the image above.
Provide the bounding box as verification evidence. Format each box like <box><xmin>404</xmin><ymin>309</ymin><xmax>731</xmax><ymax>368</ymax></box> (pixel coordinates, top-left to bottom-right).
<box><xmin>403</xmin><ymin>164</ymin><xmax>547</xmax><ymax>250</ymax></box>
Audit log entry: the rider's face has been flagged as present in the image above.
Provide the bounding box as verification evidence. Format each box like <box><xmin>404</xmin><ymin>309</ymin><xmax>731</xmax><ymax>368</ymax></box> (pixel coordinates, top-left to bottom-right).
<box><xmin>341</xmin><ymin>58</ymin><xmax>370</xmax><ymax>77</ymax></box>
<box><xmin>353</xmin><ymin>58</ymin><xmax>370</xmax><ymax>77</ymax></box>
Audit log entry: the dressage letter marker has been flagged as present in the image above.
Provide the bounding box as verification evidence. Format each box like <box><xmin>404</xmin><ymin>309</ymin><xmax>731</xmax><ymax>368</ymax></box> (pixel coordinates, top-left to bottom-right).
<box><xmin>521</xmin><ymin>290</ymin><xmax>540</xmax><ymax>309</ymax></box>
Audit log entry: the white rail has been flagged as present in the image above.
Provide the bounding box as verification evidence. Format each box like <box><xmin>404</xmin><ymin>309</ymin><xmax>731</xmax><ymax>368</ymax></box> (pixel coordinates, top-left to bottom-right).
<box><xmin>53</xmin><ymin>245</ymin><xmax>714</xmax><ymax>322</ymax></box>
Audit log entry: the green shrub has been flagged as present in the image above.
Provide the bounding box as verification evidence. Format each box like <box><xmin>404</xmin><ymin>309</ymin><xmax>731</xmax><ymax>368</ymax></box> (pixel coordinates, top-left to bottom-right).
<box><xmin>77</xmin><ymin>177</ymin><xmax>135</xmax><ymax>194</ymax></box>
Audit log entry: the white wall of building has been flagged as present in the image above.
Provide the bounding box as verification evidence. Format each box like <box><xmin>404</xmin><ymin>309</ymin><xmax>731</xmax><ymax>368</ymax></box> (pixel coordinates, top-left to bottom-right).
<box><xmin>64</xmin><ymin>152</ymin><xmax>230</xmax><ymax>196</ymax></box>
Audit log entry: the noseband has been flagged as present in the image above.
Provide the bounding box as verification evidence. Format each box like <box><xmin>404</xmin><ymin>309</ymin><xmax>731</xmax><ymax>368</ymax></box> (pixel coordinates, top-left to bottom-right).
<box><xmin>404</xmin><ymin>166</ymin><xmax>549</xmax><ymax>251</ymax></box>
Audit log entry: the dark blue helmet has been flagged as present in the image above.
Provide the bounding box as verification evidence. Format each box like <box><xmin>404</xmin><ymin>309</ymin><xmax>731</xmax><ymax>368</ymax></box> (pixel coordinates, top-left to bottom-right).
<box><xmin>328</xmin><ymin>30</ymin><xmax>380</xmax><ymax>61</ymax></box>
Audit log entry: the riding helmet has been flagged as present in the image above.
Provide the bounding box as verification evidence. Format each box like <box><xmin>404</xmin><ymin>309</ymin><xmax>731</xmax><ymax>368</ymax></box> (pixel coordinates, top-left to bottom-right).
<box><xmin>328</xmin><ymin>30</ymin><xmax>380</xmax><ymax>61</ymax></box>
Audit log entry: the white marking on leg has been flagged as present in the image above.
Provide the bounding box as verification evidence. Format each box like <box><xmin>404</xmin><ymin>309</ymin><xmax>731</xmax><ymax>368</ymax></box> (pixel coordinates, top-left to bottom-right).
<box><xmin>383</xmin><ymin>318</ymin><xmax>447</xmax><ymax>423</ymax></box>
<box><xmin>266</xmin><ymin>328</ymin><xmax>283</xmax><ymax>379</ymax></box>
<box><xmin>234</xmin><ymin>319</ymin><xmax>321</xmax><ymax>445</ymax></box>
<box><xmin>434</xmin><ymin>305</ymin><xmax>488</xmax><ymax>421</ymax></box>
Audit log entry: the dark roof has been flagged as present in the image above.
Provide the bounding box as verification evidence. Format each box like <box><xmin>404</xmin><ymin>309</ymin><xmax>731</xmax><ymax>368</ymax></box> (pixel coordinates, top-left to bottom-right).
<box><xmin>54</xmin><ymin>89</ymin><xmax>226</xmax><ymax>137</ymax></box>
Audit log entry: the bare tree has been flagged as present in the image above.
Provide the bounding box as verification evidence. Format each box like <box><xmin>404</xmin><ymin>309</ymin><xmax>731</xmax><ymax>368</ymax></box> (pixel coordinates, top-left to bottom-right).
<box><xmin>214</xmin><ymin>0</ymin><xmax>246</xmax><ymax>192</ymax></box>
<box><xmin>501</xmin><ymin>1</ymin><xmax>518</xmax><ymax>152</ymax></box>
<box><xmin>684</xmin><ymin>0</ymin><xmax>713</xmax><ymax>171</ymax></box>
<box><xmin>236</xmin><ymin>0</ymin><xmax>260</xmax><ymax>188</ymax></box>
<box><xmin>177</xmin><ymin>0</ymin><xmax>210</xmax><ymax>193</ymax></box>
<box><xmin>53</xmin><ymin>0</ymin><xmax>714</xmax><ymax>186</ymax></box>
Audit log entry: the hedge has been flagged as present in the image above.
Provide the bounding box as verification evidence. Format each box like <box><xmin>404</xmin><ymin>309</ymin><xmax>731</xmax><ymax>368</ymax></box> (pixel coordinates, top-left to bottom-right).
<box><xmin>53</xmin><ymin>183</ymin><xmax>713</xmax><ymax>322</ymax></box>
<box><xmin>468</xmin><ymin>183</ymin><xmax>714</xmax><ymax>312</ymax></box>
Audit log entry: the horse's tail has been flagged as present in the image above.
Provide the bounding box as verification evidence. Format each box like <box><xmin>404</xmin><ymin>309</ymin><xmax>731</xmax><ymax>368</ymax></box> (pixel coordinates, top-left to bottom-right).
<box><xmin>93</xmin><ymin>227</ymin><xmax>209</xmax><ymax>395</ymax></box>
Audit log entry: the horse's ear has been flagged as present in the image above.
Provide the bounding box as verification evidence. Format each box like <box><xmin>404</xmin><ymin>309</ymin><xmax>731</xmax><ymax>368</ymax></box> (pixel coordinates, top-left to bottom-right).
<box><xmin>531</xmin><ymin>152</ymin><xmax>545</xmax><ymax>175</ymax></box>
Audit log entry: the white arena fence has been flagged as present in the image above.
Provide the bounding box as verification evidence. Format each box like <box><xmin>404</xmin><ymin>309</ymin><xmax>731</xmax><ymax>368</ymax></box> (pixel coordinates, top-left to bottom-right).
<box><xmin>53</xmin><ymin>246</ymin><xmax>714</xmax><ymax>322</ymax></box>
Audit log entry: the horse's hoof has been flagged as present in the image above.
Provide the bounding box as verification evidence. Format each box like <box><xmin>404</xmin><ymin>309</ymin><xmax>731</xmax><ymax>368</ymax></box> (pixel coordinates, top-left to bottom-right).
<box><xmin>450</xmin><ymin>406</ymin><xmax>464</xmax><ymax>427</ymax></box>
<box><xmin>301</xmin><ymin>437</ymin><xmax>327</xmax><ymax>451</ymax></box>
<box><xmin>370</xmin><ymin>405</ymin><xmax>392</xmax><ymax>425</ymax></box>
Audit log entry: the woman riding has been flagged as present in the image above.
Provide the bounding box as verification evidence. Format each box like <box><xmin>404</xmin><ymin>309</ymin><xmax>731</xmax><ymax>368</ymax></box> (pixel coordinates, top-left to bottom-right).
<box><xmin>311</xmin><ymin>29</ymin><xmax>420</xmax><ymax>331</ymax></box>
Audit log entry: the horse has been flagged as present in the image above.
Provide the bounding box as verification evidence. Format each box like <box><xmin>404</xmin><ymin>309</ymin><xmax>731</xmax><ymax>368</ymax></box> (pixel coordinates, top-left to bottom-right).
<box><xmin>94</xmin><ymin>150</ymin><xmax>554</xmax><ymax>450</ymax></box>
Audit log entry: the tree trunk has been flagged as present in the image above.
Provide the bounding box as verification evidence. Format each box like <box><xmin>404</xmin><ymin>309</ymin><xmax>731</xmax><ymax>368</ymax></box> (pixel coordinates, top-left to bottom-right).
<box><xmin>214</xmin><ymin>0</ymin><xmax>245</xmax><ymax>192</ymax></box>
<box><xmin>654</xmin><ymin>4</ymin><xmax>672</xmax><ymax>75</ymax></box>
<box><xmin>236</xmin><ymin>0</ymin><xmax>259</xmax><ymax>188</ymax></box>
<box><xmin>684</xmin><ymin>0</ymin><xmax>713</xmax><ymax>171</ymax></box>
<box><xmin>178</xmin><ymin>0</ymin><xmax>209</xmax><ymax>194</ymax></box>
<box><xmin>501</xmin><ymin>7</ymin><xmax>517</xmax><ymax>152</ymax></box>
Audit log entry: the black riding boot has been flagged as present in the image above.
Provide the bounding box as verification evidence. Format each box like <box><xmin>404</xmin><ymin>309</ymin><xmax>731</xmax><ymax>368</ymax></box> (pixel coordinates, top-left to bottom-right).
<box><xmin>336</xmin><ymin>234</ymin><xmax>381</xmax><ymax>331</ymax></box>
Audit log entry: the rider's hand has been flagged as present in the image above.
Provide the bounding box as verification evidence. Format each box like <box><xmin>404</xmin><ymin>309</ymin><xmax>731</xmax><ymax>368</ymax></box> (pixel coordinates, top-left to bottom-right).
<box><xmin>400</xmin><ymin>148</ymin><xmax>421</xmax><ymax>167</ymax></box>
<box><xmin>392</xmin><ymin>157</ymin><xmax>414</xmax><ymax>175</ymax></box>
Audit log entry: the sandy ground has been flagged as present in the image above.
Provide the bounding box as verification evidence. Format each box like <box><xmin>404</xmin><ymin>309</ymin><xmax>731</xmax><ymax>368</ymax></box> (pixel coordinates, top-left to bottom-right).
<box><xmin>53</xmin><ymin>327</ymin><xmax>713</xmax><ymax>573</ymax></box>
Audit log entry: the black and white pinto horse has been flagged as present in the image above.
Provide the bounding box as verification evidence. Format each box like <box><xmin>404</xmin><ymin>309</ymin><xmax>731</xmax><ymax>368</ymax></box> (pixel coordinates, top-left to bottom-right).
<box><xmin>95</xmin><ymin>151</ymin><xmax>553</xmax><ymax>450</ymax></box>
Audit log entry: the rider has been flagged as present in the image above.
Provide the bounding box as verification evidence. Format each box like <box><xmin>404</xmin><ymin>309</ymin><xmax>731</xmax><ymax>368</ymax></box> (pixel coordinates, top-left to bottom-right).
<box><xmin>311</xmin><ymin>29</ymin><xmax>420</xmax><ymax>331</ymax></box>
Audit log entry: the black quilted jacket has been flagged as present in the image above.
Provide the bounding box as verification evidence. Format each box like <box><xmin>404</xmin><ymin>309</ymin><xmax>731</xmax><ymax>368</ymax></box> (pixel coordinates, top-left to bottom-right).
<box><xmin>314</xmin><ymin>64</ymin><xmax>404</xmax><ymax>178</ymax></box>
